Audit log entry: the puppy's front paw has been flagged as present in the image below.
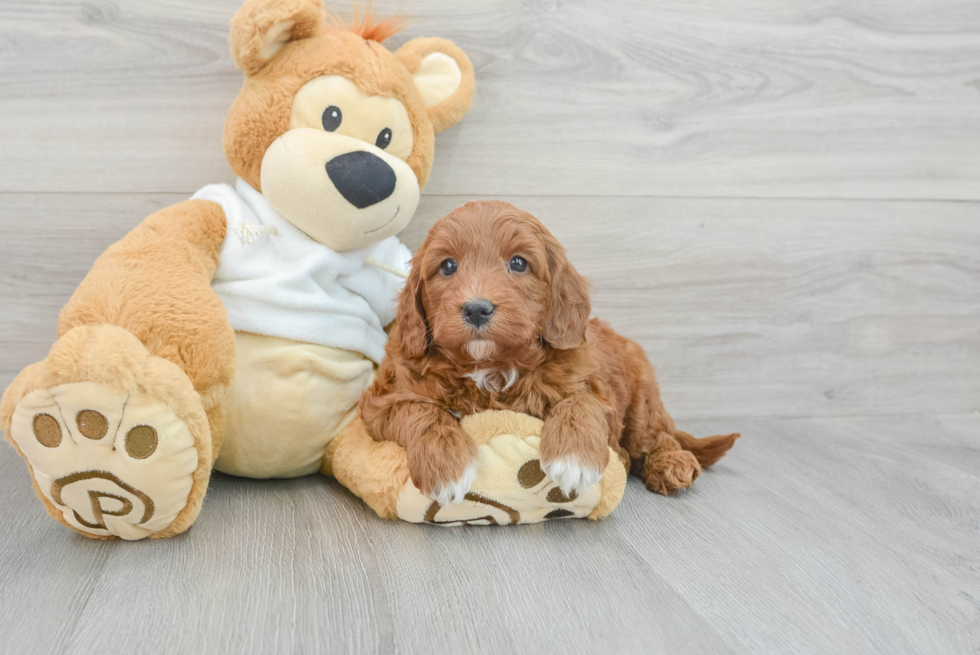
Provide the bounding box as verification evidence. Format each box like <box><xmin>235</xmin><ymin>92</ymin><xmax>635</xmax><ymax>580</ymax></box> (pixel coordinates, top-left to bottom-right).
<box><xmin>407</xmin><ymin>430</ymin><xmax>480</xmax><ymax>506</ymax></box>
<box><xmin>541</xmin><ymin>457</ymin><xmax>603</xmax><ymax>497</ymax></box>
<box><xmin>428</xmin><ymin>462</ymin><xmax>478</xmax><ymax>506</ymax></box>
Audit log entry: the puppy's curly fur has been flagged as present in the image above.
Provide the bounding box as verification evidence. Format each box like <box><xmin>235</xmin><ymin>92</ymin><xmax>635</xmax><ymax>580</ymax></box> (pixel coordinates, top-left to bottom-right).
<box><xmin>360</xmin><ymin>201</ymin><xmax>738</xmax><ymax>503</ymax></box>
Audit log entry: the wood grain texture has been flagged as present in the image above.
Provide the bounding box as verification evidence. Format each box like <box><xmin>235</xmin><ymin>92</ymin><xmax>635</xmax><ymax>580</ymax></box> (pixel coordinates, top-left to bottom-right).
<box><xmin>0</xmin><ymin>414</ymin><xmax>977</xmax><ymax>654</ymax></box>
<box><xmin>0</xmin><ymin>0</ymin><xmax>978</xmax><ymax>198</ymax></box>
<box><xmin>3</xmin><ymin>193</ymin><xmax>977</xmax><ymax>419</ymax></box>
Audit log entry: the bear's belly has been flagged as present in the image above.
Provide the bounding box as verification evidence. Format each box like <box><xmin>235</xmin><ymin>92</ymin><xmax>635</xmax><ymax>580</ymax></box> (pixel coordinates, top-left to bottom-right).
<box><xmin>215</xmin><ymin>331</ymin><xmax>376</xmax><ymax>478</ymax></box>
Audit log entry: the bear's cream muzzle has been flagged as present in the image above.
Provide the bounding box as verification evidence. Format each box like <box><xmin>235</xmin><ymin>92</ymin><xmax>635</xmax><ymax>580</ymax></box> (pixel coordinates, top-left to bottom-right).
<box><xmin>260</xmin><ymin>128</ymin><xmax>419</xmax><ymax>252</ymax></box>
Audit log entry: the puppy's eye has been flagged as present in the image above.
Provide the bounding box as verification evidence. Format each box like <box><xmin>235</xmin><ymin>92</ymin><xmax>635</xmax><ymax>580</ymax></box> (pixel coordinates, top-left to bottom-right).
<box><xmin>376</xmin><ymin>128</ymin><xmax>392</xmax><ymax>150</ymax></box>
<box><xmin>440</xmin><ymin>258</ymin><xmax>458</xmax><ymax>276</ymax></box>
<box><xmin>509</xmin><ymin>255</ymin><xmax>528</xmax><ymax>273</ymax></box>
<box><xmin>322</xmin><ymin>106</ymin><xmax>342</xmax><ymax>132</ymax></box>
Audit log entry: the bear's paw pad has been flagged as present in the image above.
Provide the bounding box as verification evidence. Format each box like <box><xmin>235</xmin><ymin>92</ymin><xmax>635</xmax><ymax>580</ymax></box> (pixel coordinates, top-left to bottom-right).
<box><xmin>9</xmin><ymin>382</ymin><xmax>199</xmax><ymax>540</ymax></box>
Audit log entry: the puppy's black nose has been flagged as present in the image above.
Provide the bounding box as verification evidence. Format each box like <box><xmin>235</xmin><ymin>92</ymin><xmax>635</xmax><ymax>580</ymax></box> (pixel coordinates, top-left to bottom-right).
<box><xmin>462</xmin><ymin>299</ymin><xmax>496</xmax><ymax>328</ymax></box>
<box><xmin>325</xmin><ymin>151</ymin><xmax>397</xmax><ymax>209</ymax></box>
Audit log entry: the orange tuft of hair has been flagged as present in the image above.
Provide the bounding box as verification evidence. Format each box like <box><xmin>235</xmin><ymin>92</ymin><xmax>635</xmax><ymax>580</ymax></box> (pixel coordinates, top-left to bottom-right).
<box><xmin>326</xmin><ymin>3</ymin><xmax>412</xmax><ymax>43</ymax></box>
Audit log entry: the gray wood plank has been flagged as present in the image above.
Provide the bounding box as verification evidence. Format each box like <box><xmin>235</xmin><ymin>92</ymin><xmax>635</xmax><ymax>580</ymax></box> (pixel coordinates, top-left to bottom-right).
<box><xmin>0</xmin><ymin>414</ymin><xmax>977</xmax><ymax>654</ymax></box>
<box><xmin>612</xmin><ymin>414</ymin><xmax>980</xmax><ymax>655</ymax></box>
<box><xmin>1</xmin><ymin>0</ymin><xmax>978</xmax><ymax>198</ymax></box>
<box><xmin>3</xmin><ymin>192</ymin><xmax>977</xmax><ymax>419</ymax></box>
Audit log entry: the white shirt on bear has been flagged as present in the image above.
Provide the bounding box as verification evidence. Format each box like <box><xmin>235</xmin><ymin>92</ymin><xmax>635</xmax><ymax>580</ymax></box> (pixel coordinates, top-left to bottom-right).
<box><xmin>193</xmin><ymin>178</ymin><xmax>412</xmax><ymax>365</ymax></box>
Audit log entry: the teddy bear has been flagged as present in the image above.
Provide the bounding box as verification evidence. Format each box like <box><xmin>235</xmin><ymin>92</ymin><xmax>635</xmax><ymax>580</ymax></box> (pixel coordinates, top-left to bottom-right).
<box><xmin>0</xmin><ymin>0</ymin><xmax>477</xmax><ymax>540</ymax></box>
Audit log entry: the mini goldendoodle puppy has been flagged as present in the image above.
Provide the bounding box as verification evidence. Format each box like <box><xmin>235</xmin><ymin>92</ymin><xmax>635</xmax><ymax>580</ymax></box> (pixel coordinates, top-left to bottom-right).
<box><xmin>360</xmin><ymin>200</ymin><xmax>738</xmax><ymax>504</ymax></box>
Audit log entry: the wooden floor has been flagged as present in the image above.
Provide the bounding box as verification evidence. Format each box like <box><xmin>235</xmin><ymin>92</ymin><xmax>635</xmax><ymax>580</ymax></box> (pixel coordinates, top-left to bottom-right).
<box><xmin>1</xmin><ymin>1</ymin><xmax>978</xmax><ymax>653</ymax></box>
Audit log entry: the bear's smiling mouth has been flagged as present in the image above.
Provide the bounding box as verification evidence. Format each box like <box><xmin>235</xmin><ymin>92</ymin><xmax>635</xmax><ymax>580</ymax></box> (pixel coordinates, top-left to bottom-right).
<box><xmin>364</xmin><ymin>206</ymin><xmax>400</xmax><ymax>234</ymax></box>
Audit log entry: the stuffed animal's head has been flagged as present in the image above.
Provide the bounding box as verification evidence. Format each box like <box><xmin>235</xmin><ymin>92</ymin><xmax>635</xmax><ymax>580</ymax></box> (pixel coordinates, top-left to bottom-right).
<box><xmin>223</xmin><ymin>0</ymin><xmax>475</xmax><ymax>252</ymax></box>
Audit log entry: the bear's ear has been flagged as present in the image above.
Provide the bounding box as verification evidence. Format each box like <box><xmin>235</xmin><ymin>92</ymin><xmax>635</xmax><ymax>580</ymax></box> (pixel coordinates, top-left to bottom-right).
<box><xmin>396</xmin><ymin>37</ymin><xmax>475</xmax><ymax>134</ymax></box>
<box><xmin>230</xmin><ymin>0</ymin><xmax>326</xmax><ymax>76</ymax></box>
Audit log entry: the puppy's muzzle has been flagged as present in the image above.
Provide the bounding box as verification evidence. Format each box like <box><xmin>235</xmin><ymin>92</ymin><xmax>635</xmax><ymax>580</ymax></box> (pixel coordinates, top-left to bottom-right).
<box><xmin>461</xmin><ymin>299</ymin><xmax>496</xmax><ymax>328</ymax></box>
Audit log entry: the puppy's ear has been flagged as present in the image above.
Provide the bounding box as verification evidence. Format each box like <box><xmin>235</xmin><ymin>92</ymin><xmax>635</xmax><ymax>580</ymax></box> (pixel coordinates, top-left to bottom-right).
<box><xmin>396</xmin><ymin>37</ymin><xmax>475</xmax><ymax>134</ymax></box>
<box><xmin>542</xmin><ymin>234</ymin><xmax>591</xmax><ymax>350</ymax></box>
<box><xmin>396</xmin><ymin>252</ymin><xmax>431</xmax><ymax>359</ymax></box>
<box><xmin>230</xmin><ymin>0</ymin><xmax>326</xmax><ymax>76</ymax></box>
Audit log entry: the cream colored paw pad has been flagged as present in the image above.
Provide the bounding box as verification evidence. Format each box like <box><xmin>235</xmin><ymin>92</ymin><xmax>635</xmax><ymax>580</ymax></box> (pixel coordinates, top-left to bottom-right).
<box><xmin>10</xmin><ymin>382</ymin><xmax>199</xmax><ymax>540</ymax></box>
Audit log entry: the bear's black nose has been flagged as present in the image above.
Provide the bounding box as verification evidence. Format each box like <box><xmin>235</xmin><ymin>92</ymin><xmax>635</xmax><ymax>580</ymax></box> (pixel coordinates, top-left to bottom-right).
<box><xmin>462</xmin><ymin>299</ymin><xmax>496</xmax><ymax>328</ymax></box>
<box><xmin>325</xmin><ymin>151</ymin><xmax>397</xmax><ymax>209</ymax></box>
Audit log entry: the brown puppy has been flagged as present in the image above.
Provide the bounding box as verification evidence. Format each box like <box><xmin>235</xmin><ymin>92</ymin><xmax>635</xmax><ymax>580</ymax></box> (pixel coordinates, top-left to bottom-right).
<box><xmin>360</xmin><ymin>201</ymin><xmax>738</xmax><ymax>504</ymax></box>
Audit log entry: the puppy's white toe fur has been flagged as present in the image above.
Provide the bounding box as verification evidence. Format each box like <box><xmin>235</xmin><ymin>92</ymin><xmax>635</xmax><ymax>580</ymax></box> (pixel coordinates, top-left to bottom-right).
<box><xmin>428</xmin><ymin>462</ymin><xmax>478</xmax><ymax>505</ymax></box>
<box><xmin>542</xmin><ymin>457</ymin><xmax>603</xmax><ymax>496</ymax></box>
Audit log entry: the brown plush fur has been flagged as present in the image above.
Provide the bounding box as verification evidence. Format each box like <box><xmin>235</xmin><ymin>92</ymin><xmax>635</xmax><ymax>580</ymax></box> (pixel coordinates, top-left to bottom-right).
<box><xmin>360</xmin><ymin>201</ymin><xmax>739</xmax><ymax>497</ymax></box>
<box><xmin>328</xmin><ymin>416</ymin><xmax>411</xmax><ymax>519</ymax></box>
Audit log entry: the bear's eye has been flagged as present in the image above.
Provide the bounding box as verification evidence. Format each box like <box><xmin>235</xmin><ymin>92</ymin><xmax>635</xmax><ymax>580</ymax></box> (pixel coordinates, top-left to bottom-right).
<box><xmin>322</xmin><ymin>106</ymin><xmax>342</xmax><ymax>132</ymax></box>
<box><xmin>375</xmin><ymin>128</ymin><xmax>392</xmax><ymax>150</ymax></box>
<box><xmin>440</xmin><ymin>258</ymin><xmax>457</xmax><ymax>276</ymax></box>
<box><xmin>509</xmin><ymin>256</ymin><xmax>528</xmax><ymax>273</ymax></box>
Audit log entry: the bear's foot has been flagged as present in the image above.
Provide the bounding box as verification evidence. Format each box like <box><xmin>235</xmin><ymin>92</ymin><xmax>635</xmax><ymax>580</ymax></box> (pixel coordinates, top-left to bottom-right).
<box><xmin>1</xmin><ymin>325</ymin><xmax>212</xmax><ymax>540</ymax></box>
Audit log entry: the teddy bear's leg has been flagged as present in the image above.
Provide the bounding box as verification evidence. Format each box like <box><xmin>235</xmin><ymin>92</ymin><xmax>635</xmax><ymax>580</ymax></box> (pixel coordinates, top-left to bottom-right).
<box><xmin>1</xmin><ymin>200</ymin><xmax>234</xmax><ymax>540</ymax></box>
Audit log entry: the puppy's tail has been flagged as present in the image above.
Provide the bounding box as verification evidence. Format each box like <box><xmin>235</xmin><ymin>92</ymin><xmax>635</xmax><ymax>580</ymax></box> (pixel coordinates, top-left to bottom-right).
<box><xmin>673</xmin><ymin>430</ymin><xmax>740</xmax><ymax>467</ymax></box>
